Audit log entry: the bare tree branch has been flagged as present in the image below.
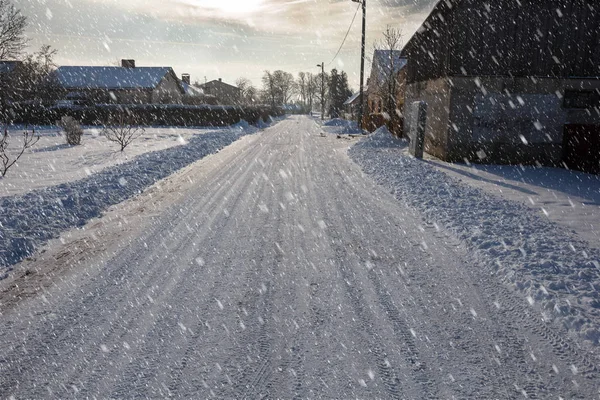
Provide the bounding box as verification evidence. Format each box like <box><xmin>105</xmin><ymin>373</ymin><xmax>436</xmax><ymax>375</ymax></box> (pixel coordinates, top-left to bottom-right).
<box><xmin>0</xmin><ymin>125</ymin><xmax>40</xmax><ymax>177</ymax></box>
<box><xmin>103</xmin><ymin>112</ymin><xmax>144</xmax><ymax>152</ymax></box>
<box><xmin>0</xmin><ymin>0</ymin><xmax>27</xmax><ymax>60</ymax></box>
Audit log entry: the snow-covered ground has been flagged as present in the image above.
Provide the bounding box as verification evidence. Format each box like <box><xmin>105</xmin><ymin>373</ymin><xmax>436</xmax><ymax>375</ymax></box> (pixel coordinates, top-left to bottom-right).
<box><xmin>319</xmin><ymin>117</ymin><xmax>363</xmax><ymax>135</ymax></box>
<box><xmin>349</xmin><ymin>127</ymin><xmax>600</xmax><ymax>346</ymax></box>
<box><xmin>425</xmin><ymin>158</ymin><xmax>600</xmax><ymax>248</ymax></box>
<box><xmin>0</xmin><ymin>120</ymin><xmax>266</xmax><ymax>275</ymax></box>
<box><xmin>1</xmin><ymin>125</ymin><xmax>227</xmax><ymax>197</ymax></box>
<box><xmin>1</xmin><ymin>116</ymin><xmax>598</xmax><ymax>399</ymax></box>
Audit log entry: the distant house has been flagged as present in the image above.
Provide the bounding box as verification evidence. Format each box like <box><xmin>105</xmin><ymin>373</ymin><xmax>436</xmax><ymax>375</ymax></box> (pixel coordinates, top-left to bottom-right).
<box><xmin>365</xmin><ymin>50</ymin><xmax>407</xmax><ymax>134</ymax></box>
<box><xmin>403</xmin><ymin>0</ymin><xmax>600</xmax><ymax>173</ymax></box>
<box><xmin>343</xmin><ymin>91</ymin><xmax>363</xmax><ymax>120</ymax></box>
<box><xmin>54</xmin><ymin>60</ymin><xmax>185</xmax><ymax>105</ymax></box>
<box><xmin>0</xmin><ymin>61</ymin><xmax>24</xmax><ymax>104</ymax></box>
<box><xmin>0</xmin><ymin>61</ymin><xmax>22</xmax><ymax>76</ymax></box>
<box><xmin>198</xmin><ymin>78</ymin><xmax>241</xmax><ymax>105</ymax></box>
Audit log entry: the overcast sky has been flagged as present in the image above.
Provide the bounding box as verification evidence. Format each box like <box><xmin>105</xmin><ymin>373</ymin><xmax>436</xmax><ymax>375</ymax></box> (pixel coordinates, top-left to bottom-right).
<box><xmin>16</xmin><ymin>0</ymin><xmax>437</xmax><ymax>89</ymax></box>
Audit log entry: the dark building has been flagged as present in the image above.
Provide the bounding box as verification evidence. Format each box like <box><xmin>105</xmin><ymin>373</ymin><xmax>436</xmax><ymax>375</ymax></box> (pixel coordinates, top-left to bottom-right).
<box><xmin>0</xmin><ymin>61</ymin><xmax>24</xmax><ymax>104</ymax></box>
<box><xmin>403</xmin><ymin>0</ymin><xmax>600</xmax><ymax>172</ymax></box>
<box><xmin>54</xmin><ymin>60</ymin><xmax>185</xmax><ymax>105</ymax></box>
<box><xmin>199</xmin><ymin>79</ymin><xmax>241</xmax><ymax>105</ymax></box>
<box><xmin>366</xmin><ymin>50</ymin><xmax>407</xmax><ymax>134</ymax></box>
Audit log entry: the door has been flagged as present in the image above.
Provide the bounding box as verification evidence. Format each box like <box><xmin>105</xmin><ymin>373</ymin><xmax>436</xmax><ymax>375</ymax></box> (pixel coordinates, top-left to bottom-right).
<box><xmin>563</xmin><ymin>124</ymin><xmax>600</xmax><ymax>174</ymax></box>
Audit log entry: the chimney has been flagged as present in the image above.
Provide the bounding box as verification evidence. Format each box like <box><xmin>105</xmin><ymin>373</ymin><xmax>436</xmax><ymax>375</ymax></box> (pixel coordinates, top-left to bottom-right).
<box><xmin>182</xmin><ymin>73</ymin><xmax>191</xmax><ymax>84</ymax></box>
<box><xmin>121</xmin><ymin>59</ymin><xmax>135</xmax><ymax>68</ymax></box>
<box><xmin>218</xmin><ymin>78</ymin><xmax>222</xmax><ymax>82</ymax></box>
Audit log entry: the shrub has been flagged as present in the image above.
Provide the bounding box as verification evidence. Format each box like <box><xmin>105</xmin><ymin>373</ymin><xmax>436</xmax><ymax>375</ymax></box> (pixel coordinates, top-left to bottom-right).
<box><xmin>58</xmin><ymin>116</ymin><xmax>83</xmax><ymax>145</ymax></box>
<box><xmin>102</xmin><ymin>112</ymin><xmax>144</xmax><ymax>152</ymax></box>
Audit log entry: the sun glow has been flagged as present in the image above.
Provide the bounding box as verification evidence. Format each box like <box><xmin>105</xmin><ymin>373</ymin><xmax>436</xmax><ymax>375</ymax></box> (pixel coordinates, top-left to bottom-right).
<box><xmin>193</xmin><ymin>0</ymin><xmax>264</xmax><ymax>15</ymax></box>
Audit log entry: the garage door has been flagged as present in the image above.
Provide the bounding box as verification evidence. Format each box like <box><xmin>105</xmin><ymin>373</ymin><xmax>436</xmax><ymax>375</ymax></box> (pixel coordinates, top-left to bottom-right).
<box><xmin>563</xmin><ymin>124</ymin><xmax>600</xmax><ymax>174</ymax></box>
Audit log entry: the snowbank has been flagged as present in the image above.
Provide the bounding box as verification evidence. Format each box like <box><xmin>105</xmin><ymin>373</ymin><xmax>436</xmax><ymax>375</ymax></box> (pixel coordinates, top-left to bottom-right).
<box><xmin>350</xmin><ymin>128</ymin><xmax>600</xmax><ymax>345</ymax></box>
<box><xmin>0</xmin><ymin>122</ymin><xmax>265</xmax><ymax>277</ymax></box>
<box><xmin>323</xmin><ymin>118</ymin><xmax>352</xmax><ymax>127</ymax></box>
<box><xmin>321</xmin><ymin>118</ymin><xmax>362</xmax><ymax>135</ymax></box>
<box><xmin>356</xmin><ymin>125</ymin><xmax>405</xmax><ymax>148</ymax></box>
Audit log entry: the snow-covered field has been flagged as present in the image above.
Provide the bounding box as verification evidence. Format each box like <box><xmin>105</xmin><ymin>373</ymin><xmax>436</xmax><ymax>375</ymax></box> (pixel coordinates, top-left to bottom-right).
<box><xmin>0</xmin><ymin>120</ymin><xmax>266</xmax><ymax>275</ymax></box>
<box><xmin>1</xmin><ymin>125</ymin><xmax>225</xmax><ymax>197</ymax></box>
<box><xmin>349</xmin><ymin>127</ymin><xmax>600</xmax><ymax>346</ymax></box>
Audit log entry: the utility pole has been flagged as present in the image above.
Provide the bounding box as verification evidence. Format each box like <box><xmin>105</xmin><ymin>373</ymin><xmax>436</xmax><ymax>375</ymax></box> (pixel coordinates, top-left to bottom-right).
<box><xmin>317</xmin><ymin>62</ymin><xmax>325</xmax><ymax>120</ymax></box>
<box><xmin>352</xmin><ymin>0</ymin><xmax>366</xmax><ymax>131</ymax></box>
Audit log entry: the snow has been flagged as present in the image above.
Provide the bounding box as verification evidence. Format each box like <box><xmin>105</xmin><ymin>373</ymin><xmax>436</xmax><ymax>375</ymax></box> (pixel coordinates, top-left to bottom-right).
<box><xmin>371</xmin><ymin>50</ymin><xmax>407</xmax><ymax>83</ymax></box>
<box><xmin>321</xmin><ymin>118</ymin><xmax>362</xmax><ymax>135</ymax></box>
<box><xmin>349</xmin><ymin>127</ymin><xmax>600</xmax><ymax>346</ymax></box>
<box><xmin>343</xmin><ymin>91</ymin><xmax>361</xmax><ymax>105</ymax></box>
<box><xmin>1</xmin><ymin>116</ymin><xmax>599</xmax><ymax>399</ymax></box>
<box><xmin>0</xmin><ymin>120</ymin><xmax>270</xmax><ymax>275</ymax></box>
<box><xmin>0</xmin><ymin>125</ymin><xmax>219</xmax><ymax>197</ymax></box>
<box><xmin>54</xmin><ymin>66</ymin><xmax>175</xmax><ymax>90</ymax></box>
<box><xmin>425</xmin><ymin>159</ymin><xmax>600</xmax><ymax>247</ymax></box>
<box><xmin>181</xmin><ymin>81</ymin><xmax>204</xmax><ymax>96</ymax></box>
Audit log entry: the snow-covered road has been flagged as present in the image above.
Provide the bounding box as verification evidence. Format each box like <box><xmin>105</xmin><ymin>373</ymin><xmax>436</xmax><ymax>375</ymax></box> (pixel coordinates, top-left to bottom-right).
<box><xmin>1</xmin><ymin>116</ymin><xmax>598</xmax><ymax>398</ymax></box>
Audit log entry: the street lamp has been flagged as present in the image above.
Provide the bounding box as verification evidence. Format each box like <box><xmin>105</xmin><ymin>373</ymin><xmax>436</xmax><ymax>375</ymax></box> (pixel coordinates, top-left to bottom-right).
<box><xmin>317</xmin><ymin>63</ymin><xmax>325</xmax><ymax>120</ymax></box>
<box><xmin>351</xmin><ymin>0</ymin><xmax>366</xmax><ymax>131</ymax></box>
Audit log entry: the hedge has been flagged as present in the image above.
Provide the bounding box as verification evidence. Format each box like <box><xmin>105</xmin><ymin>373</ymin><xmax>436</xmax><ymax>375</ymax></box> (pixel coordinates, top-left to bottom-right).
<box><xmin>2</xmin><ymin>103</ymin><xmax>285</xmax><ymax>127</ymax></box>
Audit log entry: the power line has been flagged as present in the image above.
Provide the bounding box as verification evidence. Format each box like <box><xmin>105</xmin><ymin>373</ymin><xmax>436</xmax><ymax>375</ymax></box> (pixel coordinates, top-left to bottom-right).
<box><xmin>327</xmin><ymin>2</ymin><xmax>361</xmax><ymax>66</ymax></box>
<box><xmin>243</xmin><ymin>3</ymin><xmax>362</xmax><ymax>81</ymax></box>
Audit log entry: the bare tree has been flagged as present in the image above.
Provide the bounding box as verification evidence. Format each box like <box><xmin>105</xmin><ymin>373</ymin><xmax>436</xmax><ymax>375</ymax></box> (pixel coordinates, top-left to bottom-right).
<box><xmin>245</xmin><ymin>85</ymin><xmax>258</xmax><ymax>105</ymax></box>
<box><xmin>236</xmin><ymin>77</ymin><xmax>258</xmax><ymax>105</ymax></box>
<box><xmin>103</xmin><ymin>112</ymin><xmax>144</xmax><ymax>152</ymax></box>
<box><xmin>0</xmin><ymin>0</ymin><xmax>27</xmax><ymax>60</ymax></box>
<box><xmin>12</xmin><ymin>45</ymin><xmax>61</xmax><ymax>104</ymax></box>
<box><xmin>0</xmin><ymin>125</ymin><xmax>39</xmax><ymax>177</ymax></box>
<box><xmin>274</xmin><ymin>70</ymin><xmax>296</xmax><ymax>105</ymax></box>
<box><xmin>261</xmin><ymin>70</ymin><xmax>296</xmax><ymax>107</ymax></box>
<box><xmin>306</xmin><ymin>72</ymin><xmax>318</xmax><ymax>112</ymax></box>
<box><xmin>374</xmin><ymin>26</ymin><xmax>404</xmax><ymax>118</ymax></box>
<box><xmin>0</xmin><ymin>0</ymin><xmax>27</xmax><ymax>122</ymax></box>
<box><xmin>297</xmin><ymin>72</ymin><xmax>308</xmax><ymax>109</ymax></box>
<box><xmin>261</xmin><ymin>71</ymin><xmax>277</xmax><ymax>107</ymax></box>
<box><xmin>314</xmin><ymin>71</ymin><xmax>329</xmax><ymax>116</ymax></box>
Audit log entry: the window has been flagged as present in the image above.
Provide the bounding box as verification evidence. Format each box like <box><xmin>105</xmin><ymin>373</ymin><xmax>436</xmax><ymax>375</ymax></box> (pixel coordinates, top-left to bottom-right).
<box><xmin>563</xmin><ymin>90</ymin><xmax>600</xmax><ymax>109</ymax></box>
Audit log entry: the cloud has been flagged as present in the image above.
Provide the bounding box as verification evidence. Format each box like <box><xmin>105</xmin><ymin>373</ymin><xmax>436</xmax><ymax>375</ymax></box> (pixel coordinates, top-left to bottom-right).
<box><xmin>76</xmin><ymin>0</ymin><xmax>437</xmax><ymax>39</ymax></box>
<box><xmin>18</xmin><ymin>0</ymin><xmax>439</xmax><ymax>87</ymax></box>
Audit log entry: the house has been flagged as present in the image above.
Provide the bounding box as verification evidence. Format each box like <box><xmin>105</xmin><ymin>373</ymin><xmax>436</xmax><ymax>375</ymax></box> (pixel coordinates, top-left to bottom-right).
<box><xmin>0</xmin><ymin>60</ymin><xmax>22</xmax><ymax>76</ymax></box>
<box><xmin>0</xmin><ymin>61</ymin><xmax>24</xmax><ymax>104</ymax></box>
<box><xmin>198</xmin><ymin>78</ymin><xmax>241</xmax><ymax>105</ymax></box>
<box><xmin>343</xmin><ymin>90</ymin><xmax>363</xmax><ymax>120</ymax></box>
<box><xmin>365</xmin><ymin>50</ymin><xmax>407</xmax><ymax>134</ymax></box>
<box><xmin>403</xmin><ymin>0</ymin><xmax>600</xmax><ymax>173</ymax></box>
<box><xmin>177</xmin><ymin>73</ymin><xmax>218</xmax><ymax>105</ymax></box>
<box><xmin>54</xmin><ymin>60</ymin><xmax>185</xmax><ymax>105</ymax></box>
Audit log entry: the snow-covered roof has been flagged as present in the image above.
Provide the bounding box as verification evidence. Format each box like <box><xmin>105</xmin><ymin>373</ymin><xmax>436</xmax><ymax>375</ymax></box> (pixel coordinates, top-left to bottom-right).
<box><xmin>371</xmin><ymin>50</ymin><xmax>407</xmax><ymax>84</ymax></box>
<box><xmin>182</xmin><ymin>81</ymin><xmax>204</xmax><ymax>96</ymax></box>
<box><xmin>344</xmin><ymin>91</ymin><xmax>362</xmax><ymax>105</ymax></box>
<box><xmin>199</xmin><ymin>79</ymin><xmax>240</xmax><ymax>91</ymax></box>
<box><xmin>0</xmin><ymin>61</ymin><xmax>21</xmax><ymax>74</ymax></box>
<box><xmin>54</xmin><ymin>66</ymin><xmax>176</xmax><ymax>90</ymax></box>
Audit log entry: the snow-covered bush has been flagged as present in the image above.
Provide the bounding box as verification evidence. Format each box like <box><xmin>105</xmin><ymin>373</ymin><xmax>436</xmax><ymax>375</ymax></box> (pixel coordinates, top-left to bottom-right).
<box><xmin>103</xmin><ymin>112</ymin><xmax>144</xmax><ymax>152</ymax></box>
<box><xmin>58</xmin><ymin>116</ymin><xmax>83</xmax><ymax>145</ymax></box>
<box><xmin>0</xmin><ymin>126</ymin><xmax>40</xmax><ymax>177</ymax></box>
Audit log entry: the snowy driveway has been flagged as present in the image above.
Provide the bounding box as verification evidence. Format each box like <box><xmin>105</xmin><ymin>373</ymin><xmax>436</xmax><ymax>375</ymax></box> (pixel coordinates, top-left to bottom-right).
<box><xmin>0</xmin><ymin>116</ymin><xmax>598</xmax><ymax>398</ymax></box>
